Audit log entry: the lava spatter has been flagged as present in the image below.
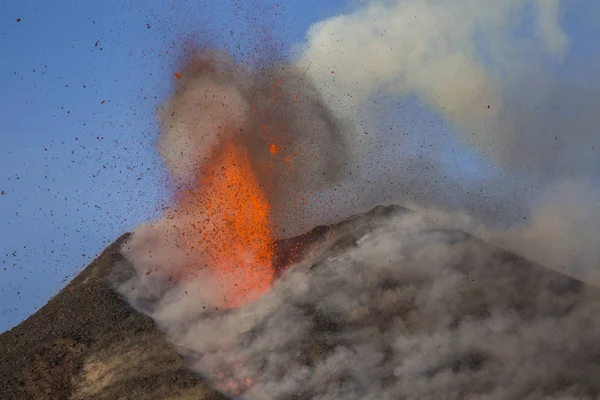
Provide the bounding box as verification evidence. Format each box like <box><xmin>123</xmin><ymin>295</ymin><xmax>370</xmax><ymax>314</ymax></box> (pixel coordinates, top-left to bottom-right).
<box><xmin>174</xmin><ymin>137</ymin><xmax>276</xmax><ymax>308</ymax></box>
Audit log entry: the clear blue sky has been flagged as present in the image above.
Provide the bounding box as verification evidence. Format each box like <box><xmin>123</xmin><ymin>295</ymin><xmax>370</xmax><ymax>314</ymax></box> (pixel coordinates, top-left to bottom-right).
<box><xmin>0</xmin><ymin>0</ymin><xmax>349</xmax><ymax>332</ymax></box>
<box><xmin>1</xmin><ymin>1</ymin><xmax>598</xmax><ymax>333</ymax></box>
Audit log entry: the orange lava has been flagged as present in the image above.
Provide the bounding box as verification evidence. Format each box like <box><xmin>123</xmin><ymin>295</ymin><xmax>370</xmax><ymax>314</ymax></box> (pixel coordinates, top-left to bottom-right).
<box><xmin>176</xmin><ymin>138</ymin><xmax>275</xmax><ymax>308</ymax></box>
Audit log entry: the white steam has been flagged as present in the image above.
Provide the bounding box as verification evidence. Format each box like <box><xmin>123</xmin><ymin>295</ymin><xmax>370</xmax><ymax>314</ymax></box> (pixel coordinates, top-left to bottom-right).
<box><xmin>296</xmin><ymin>0</ymin><xmax>600</xmax><ymax>283</ymax></box>
<box><xmin>115</xmin><ymin>206</ymin><xmax>600</xmax><ymax>399</ymax></box>
<box><xmin>408</xmin><ymin>179</ymin><xmax>600</xmax><ymax>289</ymax></box>
<box><xmin>491</xmin><ymin>180</ymin><xmax>600</xmax><ymax>284</ymax></box>
<box><xmin>297</xmin><ymin>0</ymin><xmax>571</xmax><ymax>166</ymax></box>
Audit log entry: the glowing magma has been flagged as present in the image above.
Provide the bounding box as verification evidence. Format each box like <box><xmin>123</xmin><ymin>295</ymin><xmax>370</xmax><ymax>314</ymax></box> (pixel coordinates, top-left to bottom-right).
<box><xmin>175</xmin><ymin>137</ymin><xmax>276</xmax><ymax>308</ymax></box>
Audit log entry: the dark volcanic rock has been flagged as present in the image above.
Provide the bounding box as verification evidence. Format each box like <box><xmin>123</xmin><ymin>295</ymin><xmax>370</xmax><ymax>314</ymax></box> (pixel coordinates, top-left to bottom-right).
<box><xmin>0</xmin><ymin>234</ymin><xmax>227</xmax><ymax>400</ymax></box>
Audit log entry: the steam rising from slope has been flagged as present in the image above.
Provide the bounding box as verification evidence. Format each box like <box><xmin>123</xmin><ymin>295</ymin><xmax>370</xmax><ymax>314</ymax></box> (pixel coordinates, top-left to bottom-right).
<box><xmin>115</xmin><ymin>206</ymin><xmax>600</xmax><ymax>399</ymax></box>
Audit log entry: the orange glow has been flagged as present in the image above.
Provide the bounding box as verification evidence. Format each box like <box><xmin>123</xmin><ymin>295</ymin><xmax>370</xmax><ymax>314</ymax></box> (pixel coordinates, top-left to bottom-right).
<box><xmin>269</xmin><ymin>143</ymin><xmax>278</xmax><ymax>154</ymax></box>
<box><xmin>176</xmin><ymin>138</ymin><xmax>275</xmax><ymax>308</ymax></box>
<box><xmin>174</xmin><ymin>72</ymin><xmax>181</xmax><ymax>79</ymax></box>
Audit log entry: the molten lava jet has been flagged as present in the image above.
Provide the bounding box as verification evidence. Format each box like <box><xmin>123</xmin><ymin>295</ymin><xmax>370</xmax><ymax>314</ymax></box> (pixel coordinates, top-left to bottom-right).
<box><xmin>174</xmin><ymin>137</ymin><xmax>276</xmax><ymax>308</ymax></box>
<box><xmin>120</xmin><ymin>48</ymin><xmax>349</xmax><ymax>325</ymax></box>
<box><xmin>115</xmin><ymin>48</ymin><xmax>351</xmax><ymax>398</ymax></box>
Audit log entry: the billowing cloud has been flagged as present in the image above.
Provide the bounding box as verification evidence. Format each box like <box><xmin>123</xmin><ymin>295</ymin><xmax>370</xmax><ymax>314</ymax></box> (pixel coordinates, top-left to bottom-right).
<box><xmin>296</xmin><ymin>0</ymin><xmax>594</xmax><ymax>175</ymax></box>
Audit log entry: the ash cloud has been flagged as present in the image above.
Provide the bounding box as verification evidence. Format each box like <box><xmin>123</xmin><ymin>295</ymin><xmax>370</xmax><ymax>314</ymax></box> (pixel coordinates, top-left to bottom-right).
<box><xmin>157</xmin><ymin>50</ymin><xmax>351</xmax><ymax>236</ymax></box>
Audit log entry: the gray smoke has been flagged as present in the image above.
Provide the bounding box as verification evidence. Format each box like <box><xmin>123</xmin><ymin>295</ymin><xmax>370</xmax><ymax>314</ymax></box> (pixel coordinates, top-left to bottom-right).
<box><xmin>114</xmin><ymin>205</ymin><xmax>600</xmax><ymax>399</ymax></box>
<box><xmin>157</xmin><ymin>49</ymin><xmax>351</xmax><ymax>237</ymax></box>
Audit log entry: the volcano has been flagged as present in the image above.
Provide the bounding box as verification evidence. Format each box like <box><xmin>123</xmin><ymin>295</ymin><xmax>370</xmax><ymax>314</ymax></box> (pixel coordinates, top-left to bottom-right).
<box><xmin>0</xmin><ymin>234</ymin><xmax>227</xmax><ymax>400</ymax></box>
<box><xmin>3</xmin><ymin>205</ymin><xmax>600</xmax><ymax>399</ymax></box>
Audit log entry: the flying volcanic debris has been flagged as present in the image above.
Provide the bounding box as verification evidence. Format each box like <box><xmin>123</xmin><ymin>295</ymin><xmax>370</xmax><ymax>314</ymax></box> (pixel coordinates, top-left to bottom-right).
<box><xmin>121</xmin><ymin>49</ymin><xmax>350</xmax><ymax>309</ymax></box>
<box><xmin>114</xmin><ymin>0</ymin><xmax>600</xmax><ymax>398</ymax></box>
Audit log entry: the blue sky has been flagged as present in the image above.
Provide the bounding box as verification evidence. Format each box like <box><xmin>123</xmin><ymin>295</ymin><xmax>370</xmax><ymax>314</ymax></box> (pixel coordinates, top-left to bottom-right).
<box><xmin>1</xmin><ymin>1</ymin><xmax>597</xmax><ymax>333</ymax></box>
<box><xmin>0</xmin><ymin>0</ymin><xmax>351</xmax><ymax>332</ymax></box>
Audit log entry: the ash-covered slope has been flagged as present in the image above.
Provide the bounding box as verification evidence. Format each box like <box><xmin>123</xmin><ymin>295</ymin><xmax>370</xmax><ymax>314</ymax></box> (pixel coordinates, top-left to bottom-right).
<box><xmin>118</xmin><ymin>205</ymin><xmax>600</xmax><ymax>399</ymax></box>
<box><xmin>0</xmin><ymin>234</ymin><xmax>226</xmax><ymax>400</ymax></box>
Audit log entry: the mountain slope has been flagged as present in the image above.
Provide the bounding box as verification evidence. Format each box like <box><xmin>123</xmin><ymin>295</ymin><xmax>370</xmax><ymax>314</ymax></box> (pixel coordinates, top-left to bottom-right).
<box><xmin>0</xmin><ymin>234</ymin><xmax>226</xmax><ymax>400</ymax></box>
<box><xmin>4</xmin><ymin>205</ymin><xmax>600</xmax><ymax>399</ymax></box>
<box><xmin>117</xmin><ymin>205</ymin><xmax>600</xmax><ymax>399</ymax></box>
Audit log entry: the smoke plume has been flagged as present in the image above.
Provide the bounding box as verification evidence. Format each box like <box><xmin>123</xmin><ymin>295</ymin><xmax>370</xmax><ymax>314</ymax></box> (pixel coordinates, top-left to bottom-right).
<box><xmin>296</xmin><ymin>0</ymin><xmax>600</xmax><ymax>279</ymax></box>
<box><xmin>297</xmin><ymin>0</ymin><xmax>579</xmax><ymax>172</ymax></box>
<box><xmin>158</xmin><ymin>50</ymin><xmax>350</xmax><ymax>236</ymax></box>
